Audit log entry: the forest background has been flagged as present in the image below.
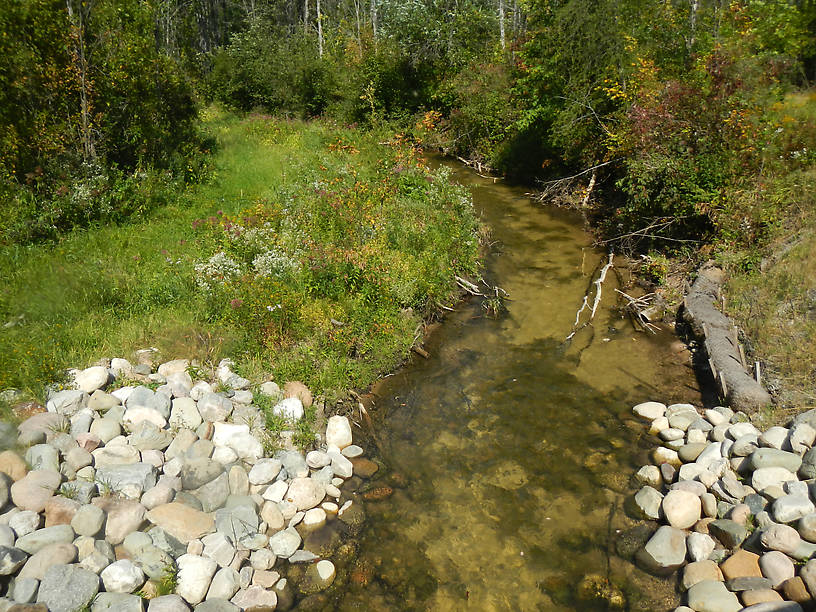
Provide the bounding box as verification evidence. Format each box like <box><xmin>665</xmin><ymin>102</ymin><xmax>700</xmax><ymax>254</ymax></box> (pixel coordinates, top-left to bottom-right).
<box><xmin>2</xmin><ymin>0</ymin><xmax>816</xmax><ymax>407</ymax></box>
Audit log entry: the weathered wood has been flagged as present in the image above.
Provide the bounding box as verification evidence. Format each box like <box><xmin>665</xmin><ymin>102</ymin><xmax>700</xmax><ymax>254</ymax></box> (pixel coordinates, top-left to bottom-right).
<box><xmin>682</xmin><ymin>263</ymin><xmax>771</xmax><ymax>412</ymax></box>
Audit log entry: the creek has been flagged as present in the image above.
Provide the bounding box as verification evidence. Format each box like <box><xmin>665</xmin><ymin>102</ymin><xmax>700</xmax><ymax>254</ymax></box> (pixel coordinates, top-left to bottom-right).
<box><xmin>333</xmin><ymin>161</ymin><xmax>706</xmax><ymax>610</ymax></box>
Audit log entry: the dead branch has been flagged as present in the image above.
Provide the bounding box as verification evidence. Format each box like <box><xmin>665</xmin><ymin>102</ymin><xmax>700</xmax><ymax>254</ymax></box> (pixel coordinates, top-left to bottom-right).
<box><xmin>614</xmin><ymin>289</ymin><xmax>659</xmax><ymax>334</ymax></box>
<box><xmin>566</xmin><ymin>253</ymin><xmax>614</xmax><ymax>341</ymax></box>
<box><xmin>581</xmin><ymin>171</ymin><xmax>596</xmax><ymax>208</ymax></box>
<box><xmin>455</xmin><ymin>275</ymin><xmax>484</xmax><ymax>296</ymax></box>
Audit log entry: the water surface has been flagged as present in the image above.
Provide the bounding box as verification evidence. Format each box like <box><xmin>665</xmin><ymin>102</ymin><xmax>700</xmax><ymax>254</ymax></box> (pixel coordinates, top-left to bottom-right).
<box><xmin>336</xmin><ymin>163</ymin><xmax>703</xmax><ymax>610</ymax></box>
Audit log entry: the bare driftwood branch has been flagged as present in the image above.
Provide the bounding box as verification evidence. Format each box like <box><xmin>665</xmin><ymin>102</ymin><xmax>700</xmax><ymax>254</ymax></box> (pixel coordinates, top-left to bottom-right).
<box><xmin>566</xmin><ymin>253</ymin><xmax>614</xmax><ymax>341</ymax></box>
<box><xmin>614</xmin><ymin>289</ymin><xmax>659</xmax><ymax>334</ymax></box>
<box><xmin>455</xmin><ymin>275</ymin><xmax>484</xmax><ymax>296</ymax></box>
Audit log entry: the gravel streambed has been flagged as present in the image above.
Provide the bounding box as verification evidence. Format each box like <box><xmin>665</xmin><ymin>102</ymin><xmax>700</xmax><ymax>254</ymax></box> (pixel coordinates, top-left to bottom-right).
<box><xmin>0</xmin><ymin>354</ymin><xmax>382</xmax><ymax>611</ymax></box>
<box><xmin>630</xmin><ymin>400</ymin><xmax>816</xmax><ymax>611</ymax></box>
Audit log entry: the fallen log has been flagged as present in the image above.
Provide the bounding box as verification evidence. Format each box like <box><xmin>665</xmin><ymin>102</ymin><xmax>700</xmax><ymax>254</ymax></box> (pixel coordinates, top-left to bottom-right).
<box><xmin>681</xmin><ymin>263</ymin><xmax>772</xmax><ymax>412</ymax></box>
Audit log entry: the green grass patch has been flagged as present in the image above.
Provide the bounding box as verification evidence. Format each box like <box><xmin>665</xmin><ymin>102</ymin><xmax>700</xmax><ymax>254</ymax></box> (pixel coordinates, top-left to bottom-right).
<box><xmin>0</xmin><ymin>107</ymin><xmax>481</xmax><ymax>401</ymax></box>
<box><xmin>719</xmin><ymin>91</ymin><xmax>816</xmax><ymax>412</ymax></box>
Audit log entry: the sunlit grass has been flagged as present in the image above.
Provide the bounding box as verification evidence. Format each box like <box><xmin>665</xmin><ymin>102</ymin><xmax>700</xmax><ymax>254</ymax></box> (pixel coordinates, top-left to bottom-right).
<box><xmin>0</xmin><ymin>108</ymin><xmax>481</xmax><ymax>401</ymax></box>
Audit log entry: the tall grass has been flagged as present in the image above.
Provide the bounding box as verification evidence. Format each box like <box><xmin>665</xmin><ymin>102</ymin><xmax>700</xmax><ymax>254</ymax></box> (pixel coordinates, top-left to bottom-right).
<box><xmin>0</xmin><ymin>108</ymin><xmax>481</xmax><ymax>400</ymax></box>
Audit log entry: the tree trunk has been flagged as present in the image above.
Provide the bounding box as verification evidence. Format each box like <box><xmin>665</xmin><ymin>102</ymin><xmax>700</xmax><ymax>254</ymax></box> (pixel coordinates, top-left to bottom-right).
<box><xmin>687</xmin><ymin>0</ymin><xmax>699</xmax><ymax>50</ymax></box>
<box><xmin>354</xmin><ymin>0</ymin><xmax>362</xmax><ymax>57</ymax></box>
<box><xmin>498</xmin><ymin>0</ymin><xmax>505</xmax><ymax>50</ymax></box>
<box><xmin>66</xmin><ymin>0</ymin><xmax>96</xmax><ymax>164</ymax></box>
<box><xmin>304</xmin><ymin>0</ymin><xmax>309</xmax><ymax>32</ymax></box>
<box><xmin>370</xmin><ymin>0</ymin><xmax>377</xmax><ymax>42</ymax></box>
<box><xmin>316</xmin><ymin>0</ymin><xmax>323</xmax><ymax>57</ymax></box>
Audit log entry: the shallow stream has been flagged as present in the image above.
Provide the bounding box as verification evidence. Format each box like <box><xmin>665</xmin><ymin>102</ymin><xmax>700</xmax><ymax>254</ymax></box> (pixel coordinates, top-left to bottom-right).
<box><xmin>333</xmin><ymin>162</ymin><xmax>706</xmax><ymax>610</ymax></box>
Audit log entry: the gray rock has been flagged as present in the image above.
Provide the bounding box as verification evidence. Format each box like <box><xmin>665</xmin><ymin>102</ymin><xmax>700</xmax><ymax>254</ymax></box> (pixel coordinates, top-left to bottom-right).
<box><xmin>147</xmin><ymin>594</ymin><xmax>190</xmax><ymax>612</ymax></box>
<box><xmin>74</xmin><ymin>366</ymin><xmax>111</xmax><ymax>393</ymax></box>
<box><xmin>201</xmin><ymin>533</ymin><xmax>236</xmax><ymax>568</ymax></box>
<box><xmin>634</xmin><ymin>486</ymin><xmax>662</xmax><ymax>520</ymax></box>
<box><xmin>149</xmin><ymin>527</ymin><xmax>188</xmax><ymax>558</ymax></box>
<box><xmin>289</xmin><ymin>550</ymin><xmax>318</xmax><ymax>563</ymax></box>
<box><xmin>773</xmin><ymin>495</ymin><xmax>815</xmax><ymax>524</ymax></box>
<box><xmin>92</xmin><ymin>443</ymin><xmax>141</xmax><ymax>468</ymax></box>
<box><xmin>0</xmin><ymin>526</ymin><xmax>13</xmax><ymax>549</ymax></box>
<box><xmin>96</xmin><ymin>463</ymin><xmax>157</xmax><ymax>498</ymax></box>
<box><xmin>800</xmin><ymin>447</ymin><xmax>816</xmax><ymax>479</ymax></box>
<box><xmin>90</xmin><ymin>418</ymin><xmax>122</xmax><ymax>444</ymax></box>
<box><xmin>749</xmin><ymin>448</ymin><xmax>803</xmax><ymax>472</ymax></box>
<box><xmin>759</xmin><ymin>426</ymin><xmax>789</xmax><ymax>449</ymax></box>
<box><xmin>88</xmin><ymin>390</ymin><xmax>121</xmax><ymax>413</ymax></box>
<box><xmin>24</xmin><ymin>445</ymin><xmax>59</xmax><ymax>474</ymax></box>
<box><xmin>134</xmin><ymin>544</ymin><xmax>175</xmax><ymax>581</ymax></box>
<box><xmin>752</xmin><ymin>467</ymin><xmax>798</xmax><ymax>492</ymax></box>
<box><xmin>666</xmin><ymin>404</ymin><xmax>699</xmax><ymax>431</ymax></box>
<box><xmin>686</xmin><ymin>580</ymin><xmax>741</xmax><ymax>612</ymax></box>
<box><xmin>165</xmin><ymin>429</ymin><xmax>198</xmax><ymax>461</ymax></box>
<box><xmin>12</xmin><ymin>577</ymin><xmax>39</xmax><ymax>603</ymax></box>
<box><xmin>276</xmin><ymin>451</ymin><xmax>309</xmax><ymax>479</ymax></box>
<box><xmin>91</xmin><ymin>592</ymin><xmax>144</xmax><ymax>612</ymax></box>
<box><xmin>46</xmin><ymin>390</ymin><xmax>89</xmax><ymax>416</ymax></box>
<box><xmin>129</xmin><ymin>421</ymin><xmax>173</xmax><ymax>451</ymax></box>
<box><xmin>709</xmin><ymin>519</ymin><xmax>747</xmax><ymax>548</ymax></box>
<box><xmin>166</xmin><ymin>371</ymin><xmax>193</xmax><ymax>398</ymax></box>
<box><xmin>687</xmin><ymin>532</ymin><xmax>716</xmax><ymax>563</ymax></box>
<box><xmin>185</xmin><ymin>440</ymin><xmax>214</xmax><ymax>460</ymax></box>
<box><xmin>101</xmin><ymin>559</ymin><xmax>145</xmax><ymax>593</ymax></box>
<box><xmin>191</xmin><ymin>472</ymin><xmax>230</xmax><ymax>513</ymax></box>
<box><xmin>169</xmin><ymin>398</ymin><xmax>202</xmax><ymax>431</ymax></box>
<box><xmin>9</xmin><ymin>511</ymin><xmax>41</xmax><ymax>537</ymax></box>
<box><xmin>0</xmin><ymin>422</ymin><xmax>17</xmax><ymax>451</ymax></box>
<box><xmin>789</xmin><ymin>422</ymin><xmax>816</xmax><ymax>455</ymax></box>
<box><xmin>198</xmin><ymin>394</ymin><xmax>233</xmax><ymax>423</ymax></box>
<box><xmin>126</xmin><ymin>386</ymin><xmax>171</xmax><ymax>418</ymax></box>
<box><xmin>745</xmin><ymin>493</ymin><xmax>767</xmax><ymax>516</ymax></box>
<box><xmin>227</xmin><ymin>467</ymin><xmax>249</xmax><ymax>497</ymax></box>
<box><xmin>248</xmin><ymin>460</ymin><xmax>282</xmax><ymax>486</ymax></box>
<box><xmin>206</xmin><ymin>567</ymin><xmax>240</xmax><ymax>601</ymax></box>
<box><xmin>181</xmin><ymin>459</ymin><xmax>223</xmax><ymax>491</ymax></box>
<box><xmin>725</xmin><ymin>576</ymin><xmax>773</xmax><ymax>591</ymax></box>
<box><xmin>176</xmin><ymin>554</ymin><xmax>217</xmax><ymax>605</ymax></box>
<box><xmin>16</xmin><ymin>525</ymin><xmax>75</xmax><ymax>554</ymax></box>
<box><xmin>0</xmin><ymin>547</ymin><xmax>28</xmax><ymax>575</ymax></box>
<box><xmin>123</xmin><ymin>531</ymin><xmax>153</xmax><ymax>556</ymax></box>
<box><xmin>214</xmin><ymin>506</ymin><xmax>258</xmax><ymax>543</ymax></box>
<box><xmin>268</xmin><ymin>528</ymin><xmax>301</xmax><ymax>558</ymax></box>
<box><xmin>37</xmin><ymin>564</ymin><xmax>100</xmax><ymax>612</ymax></box>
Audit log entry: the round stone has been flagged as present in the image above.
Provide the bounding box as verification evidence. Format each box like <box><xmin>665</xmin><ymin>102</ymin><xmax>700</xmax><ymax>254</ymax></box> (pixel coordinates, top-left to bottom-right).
<box><xmin>101</xmin><ymin>559</ymin><xmax>146</xmax><ymax>593</ymax></box>
<box><xmin>662</xmin><ymin>490</ymin><xmax>701</xmax><ymax>530</ymax></box>
<box><xmin>302</xmin><ymin>508</ymin><xmax>326</xmax><ymax>528</ymax></box>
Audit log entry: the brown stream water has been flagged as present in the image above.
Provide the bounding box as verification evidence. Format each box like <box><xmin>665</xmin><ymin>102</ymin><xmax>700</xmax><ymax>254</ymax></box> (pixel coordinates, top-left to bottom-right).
<box><xmin>329</xmin><ymin>162</ymin><xmax>706</xmax><ymax>611</ymax></box>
